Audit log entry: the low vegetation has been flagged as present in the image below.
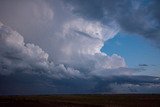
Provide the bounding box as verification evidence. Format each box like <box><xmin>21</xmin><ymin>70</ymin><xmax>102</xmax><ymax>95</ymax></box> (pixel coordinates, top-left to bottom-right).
<box><xmin>0</xmin><ymin>94</ymin><xmax>160</xmax><ymax>107</ymax></box>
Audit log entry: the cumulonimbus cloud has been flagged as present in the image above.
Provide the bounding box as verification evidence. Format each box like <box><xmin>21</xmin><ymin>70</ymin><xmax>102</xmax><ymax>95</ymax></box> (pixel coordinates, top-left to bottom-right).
<box><xmin>0</xmin><ymin>0</ymin><xmax>160</xmax><ymax>94</ymax></box>
<box><xmin>0</xmin><ymin>20</ymin><xmax>128</xmax><ymax>78</ymax></box>
<box><xmin>56</xmin><ymin>18</ymin><xmax>126</xmax><ymax>72</ymax></box>
<box><xmin>0</xmin><ymin>0</ymin><xmax>127</xmax><ymax>77</ymax></box>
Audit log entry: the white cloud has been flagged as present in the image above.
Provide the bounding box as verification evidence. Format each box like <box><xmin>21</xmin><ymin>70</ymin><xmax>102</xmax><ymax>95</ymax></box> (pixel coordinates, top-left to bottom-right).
<box><xmin>50</xmin><ymin>64</ymin><xmax>82</xmax><ymax>78</ymax></box>
<box><xmin>0</xmin><ymin>22</ymin><xmax>48</xmax><ymax>74</ymax></box>
<box><xmin>62</xmin><ymin>18</ymin><xmax>118</xmax><ymax>54</ymax></box>
<box><xmin>0</xmin><ymin>22</ymin><xmax>81</xmax><ymax>78</ymax></box>
<box><xmin>0</xmin><ymin>0</ymin><xmax>126</xmax><ymax>77</ymax></box>
<box><xmin>0</xmin><ymin>20</ymin><xmax>128</xmax><ymax>78</ymax></box>
<box><xmin>63</xmin><ymin>18</ymin><xmax>118</xmax><ymax>41</ymax></box>
<box><xmin>0</xmin><ymin>0</ymin><xmax>130</xmax><ymax>78</ymax></box>
<box><xmin>55</xmin><ymin>18</ymin><xmax>126</xmax><ymax>74</ymax></box>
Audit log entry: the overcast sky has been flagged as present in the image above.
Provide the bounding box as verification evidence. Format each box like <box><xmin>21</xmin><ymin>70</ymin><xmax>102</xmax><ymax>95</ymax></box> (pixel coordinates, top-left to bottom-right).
<box><xmin>0</xmin><ymin>0</ymin><xmax>160</xmax><ymax>95</ymax></box>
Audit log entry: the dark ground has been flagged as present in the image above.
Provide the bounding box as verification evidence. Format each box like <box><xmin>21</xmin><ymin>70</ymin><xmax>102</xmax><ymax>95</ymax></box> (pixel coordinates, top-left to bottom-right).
<box><xmin>0</xmin><ymin>94</ymin><xmax>160</xmax><ymax>107</ymax></box>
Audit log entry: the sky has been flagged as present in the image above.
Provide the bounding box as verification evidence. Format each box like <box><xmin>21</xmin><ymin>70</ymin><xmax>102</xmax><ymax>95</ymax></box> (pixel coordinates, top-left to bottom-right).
<box><xmin>0</xmin><ymin>0</ymin><xmax>160</xmax><ymax>95</ymax></box>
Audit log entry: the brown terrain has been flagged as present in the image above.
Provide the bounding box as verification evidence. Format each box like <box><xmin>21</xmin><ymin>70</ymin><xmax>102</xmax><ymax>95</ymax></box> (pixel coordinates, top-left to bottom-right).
<box><xmin>0</xmin><ymin>94</ymin><xmax>160</xmax><ymax>107</ymax></box>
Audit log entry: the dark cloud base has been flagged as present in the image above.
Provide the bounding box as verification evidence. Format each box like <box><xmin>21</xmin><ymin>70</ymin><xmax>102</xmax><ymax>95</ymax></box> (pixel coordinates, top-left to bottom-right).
<box><xmin>0</xmin><ymin>72</ymin><xmax>160</xmax><ymax>95</ymax></box>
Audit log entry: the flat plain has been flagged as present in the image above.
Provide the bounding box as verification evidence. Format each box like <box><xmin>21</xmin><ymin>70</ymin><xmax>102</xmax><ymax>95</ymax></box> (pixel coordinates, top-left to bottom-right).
<box><xmin>0</xmin><ymin>94</ymin><xmax>160</xmax><ymax>107</ymax></box>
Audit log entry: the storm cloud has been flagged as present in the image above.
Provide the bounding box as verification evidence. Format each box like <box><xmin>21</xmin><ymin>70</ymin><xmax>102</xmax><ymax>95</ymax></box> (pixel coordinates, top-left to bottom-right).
<box><xmin>65</xmin><ymin>0</ymin><xmax>160</xmax><ymax>47</ymax></box>
<box><xmin>0</xmin><ymin>20</ymin><xmax>128</xmax><ymax>78</ymax></box>
<box><xmin>0</xmin><ymin>73</ymin><xmax>160</xmax><ymax>95</ymax></box>
<box><xmin>0</xmin><ymin>0</ymin><xmax>160</xmax><ymax>94</ymax></box>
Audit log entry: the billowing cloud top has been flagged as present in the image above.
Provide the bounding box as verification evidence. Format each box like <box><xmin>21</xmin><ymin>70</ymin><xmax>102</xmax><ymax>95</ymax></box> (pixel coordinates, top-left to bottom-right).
<box><xmin>0</xmin><ymin>22</ymin><xmax>81</xmax><ymax>78</ymax></box>
<box><xmin>0</xmin><ymin>19</ymin><xmax>127</xmax><ymax>78</ymax></box>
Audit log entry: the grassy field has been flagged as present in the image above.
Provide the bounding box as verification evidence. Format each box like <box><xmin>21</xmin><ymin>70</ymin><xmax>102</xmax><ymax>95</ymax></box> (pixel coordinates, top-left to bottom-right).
<box><xmin>0</xmin><ymin>94</ymin><xmax>160</xmax><ymax>107</ymax></box>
